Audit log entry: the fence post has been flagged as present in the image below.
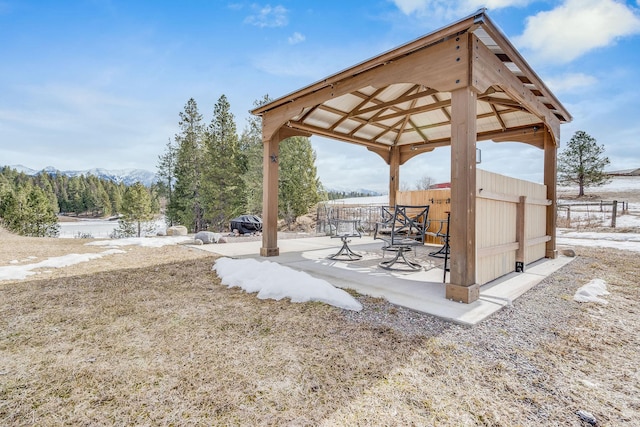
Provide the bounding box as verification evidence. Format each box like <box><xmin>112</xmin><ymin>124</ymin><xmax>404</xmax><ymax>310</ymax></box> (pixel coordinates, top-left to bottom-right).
<box><xmin>611</xmin><ymin>200</ymin><xmax>618</xmax><ymax>228</ymax></box>
<box><xmin>515</xmin><ymin>196</ymin><xmax>526</xmax><ymax>272</ymax></box>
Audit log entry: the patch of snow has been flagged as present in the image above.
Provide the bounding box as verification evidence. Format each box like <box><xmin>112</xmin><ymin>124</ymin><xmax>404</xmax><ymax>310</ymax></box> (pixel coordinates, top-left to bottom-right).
<box><xmin>0</xmin><ymin>249</ymin><xmax>126</xmax><ymax>281</ymax></box>
<box><xmin>557</xmin><ymin>230</ymin><xmax>640</xmax><ymax>252</ymax></box>
<box><xmin>574</xmin><ymin>279</ymin><xmax>609</xmax><ymax>304</ymax></box>
<box><xmin>559</xmin><ymin>176</ymin><xmax>640</xmax><ymax>193</ymax></box>
<box><xmin>212</xmin><ymin>257</ymin><xmax>362</xmax><ymax>311</ymax></box>
<box><xmin>614</xmin><ymin>213</ymin><xmax>640</xmax><ymax>228</ymax></box>
<box><xmin>86</xmin><ymin>236</ymin><xmax>192</xmax><ymax>248</ymax></box>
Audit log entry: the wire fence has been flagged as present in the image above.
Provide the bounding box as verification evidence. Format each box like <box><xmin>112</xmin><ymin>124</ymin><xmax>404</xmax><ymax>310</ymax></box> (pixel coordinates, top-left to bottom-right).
<box><xmin>557</xmin><ymin>200</ymin><xmax>627</xmax><ymax>228</ymax></box>
<box><xmin>316</xmin><ymin>203</ymin><xmax>387</xmax><ymax>234</ymax></box>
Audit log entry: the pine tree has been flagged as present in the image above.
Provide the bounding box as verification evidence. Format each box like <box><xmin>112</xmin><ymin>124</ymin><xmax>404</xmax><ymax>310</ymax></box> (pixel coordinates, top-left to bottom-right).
<box><xmin>117</xmin><ymin>182</ymin><xmax>154</xmax><ymax>237</ymax></box>
<box><xmin>0</xmin><ymin>183</ymin><xmax>59</xmax><ymax>237</ymax></box>
<box><xmin>54</xmin><ymin>174</ymin><xmax>70</xmax><ymax>213</ymax></box>
<box><xmin>202</xmin><ymin>94</ymin><xmax>245</xmax><ymax>231</ymax></box>
<box><xmin>67</xmin><ymin>176</ymin><xmax>86</xmax><ymax>215</ymax></box>
<box><xmin>157</xmin><ymin>139</ymin><xmax>177</xmax><ymax>224</ymax></box>
<box><xmin>170</xmin><ymin>98</ymin><xmax>205</xmax><ymax>232</ymax></box>
<box><xmin>96</xmin><ymin>182</ymin><xmax>112</xmax><ymax>217</ymax></box>
<box><xmin>239</xmin><ymin>95</ymin><xmax>270</xmax><ymax>215</ymax></box>
<box><xmin>278</xmin><ymin>136</ymin><xmax>322</xmax><ymax>225</ymax></box>
<box><xmin>558</xmin><ymin>130</ymin><xmax>611</xmax><ymax>197</ymax></box>
<box><xmin>34</xmin><ymin>172</ymin><xmax>60</xmax><ymax>214</ymax></box>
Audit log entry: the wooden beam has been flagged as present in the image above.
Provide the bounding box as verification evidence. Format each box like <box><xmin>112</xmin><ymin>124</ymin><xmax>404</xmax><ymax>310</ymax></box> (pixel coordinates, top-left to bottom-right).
<box><xmin>260</xmin><ymin>125</ymin><xmax>312</xmax><ymax>258</ymax></box>
<box><xmin>489</xmin><ymin>103</ymin><xmax>507</xmax><ymax>131</ymax></box>
<box><xmin>367</xmin><ymin>146</ymin><xmax>391</xmax><ymax>164</ymax></box>
<box><xmin>353</xmin><ymin>86</ymin><xmax>435</xmax><ymax>116</ymax></box>
<box><xmin>470</xmin><ymin>34</ymin><xmax>562</xmax><ymax>144</ymax></box>
<box><xmin>477</xmin><ymin>16</ymin><xmax>572</xmax><ymax>123</ymax></box>
<box><xmin>446</xmin><ymin>85</ymin><xmax>479</xmax><ymax>303</ymax></box>
<box><xmin>544</xmin><ymin>130</ymin><xmax>557</xmax><ymax>258</ymax></box>
<box><xmin>258</xmin><ymin>34</ymin><xmax>470</xmax><ymax>142</ymax></box>
<box><xmin>329</xmin><ymin>87</ymin><xmax>387</xmax><ymax>131</ymax></box>
<box><xmin>389</xmin><ymin>146</ymin><xmax>400</xmax><ymax>207</ymax></box>
<box><xmin>261</xmin><ymin>133</ymin><xmax>280</xmax><ymax>257</ymax></box>
<box><xmin>374</xmin><ymin>99</ymin><xmax>451</xmax><ymax>122</ymax></box>
<box><xmin>287</xmin><ymin>122</ymin><xmax>390</xmax><ymax>150</ymax></box>
<box><xmin>399</xmin><ymin>144</ymin><xmax>434</xmax><ymax>164</ymax></box>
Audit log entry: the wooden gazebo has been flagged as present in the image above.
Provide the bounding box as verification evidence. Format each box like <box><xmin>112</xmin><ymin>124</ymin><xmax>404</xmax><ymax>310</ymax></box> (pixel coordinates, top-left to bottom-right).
<box><xmin>251</xmin><ymin>9</ymin><xmax>571</xmax><ymax>303</ymax></box>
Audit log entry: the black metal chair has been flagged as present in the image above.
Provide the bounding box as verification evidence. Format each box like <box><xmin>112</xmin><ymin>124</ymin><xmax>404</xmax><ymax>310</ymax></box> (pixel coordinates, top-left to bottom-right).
<box><xmin>374</xmin><ymin>205</ymin><xmax>429</xmax><ymax>270</ymax></box>
<box><xmin>429</xmin><ymin>211</ymin><xmax>450</xmax><ymax>258</ymax></box>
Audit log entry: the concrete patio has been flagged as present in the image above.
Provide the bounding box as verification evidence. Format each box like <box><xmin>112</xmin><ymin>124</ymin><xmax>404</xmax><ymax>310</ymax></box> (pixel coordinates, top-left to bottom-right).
<box><xmin>195</xmin><ymin>235</ymin><xmax>574</xmax><ymax>326</ymax></box>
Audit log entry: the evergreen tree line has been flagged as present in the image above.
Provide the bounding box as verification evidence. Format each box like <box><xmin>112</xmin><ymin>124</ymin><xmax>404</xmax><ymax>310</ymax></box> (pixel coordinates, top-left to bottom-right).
<box><xmin>0</xmin><ymin>166</ymin><xmax>160</xmax><ymax>237</ymax></box>
<box><xmin>158</xmin><ymin>95</ymin><xmax>324</xmax><ymax>233</ymax></box>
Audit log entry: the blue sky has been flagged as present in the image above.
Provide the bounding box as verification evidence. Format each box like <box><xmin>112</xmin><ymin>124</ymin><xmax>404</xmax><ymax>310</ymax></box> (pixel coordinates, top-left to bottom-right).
<box><xmin>1</xmin><ymin>0</ymin><xmax>639</xmax><ymax>193</ymax></box>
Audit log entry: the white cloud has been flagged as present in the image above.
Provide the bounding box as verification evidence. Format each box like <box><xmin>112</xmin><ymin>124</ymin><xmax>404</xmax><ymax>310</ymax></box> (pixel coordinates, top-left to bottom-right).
<box><xmin>244</xmin><ymin>4</ymin><xmax>288</xmax><ymax>28</ymax></box>
<box><xmin>390</xmin><ymin>0</ymin><xmax>531</xmax><ymax>19</ymax></box>
<box><xmin>515</xmin><ymin>0</ymin><xmax>640</xmax><ymax>64</ymax></box>
<box><xmin>544</xmin><ymin>72</ymin><xmax>598</xmax><ymax>94</ymax></box>
<box><xmin>288</xmin><ymin>31</ymin><xmax>305</xmax><ymax>45</ymax></box>
<box><xmin>392</xmin><ymin>0</ymin><xmax>429</xmax><ymax>15</ymax></box>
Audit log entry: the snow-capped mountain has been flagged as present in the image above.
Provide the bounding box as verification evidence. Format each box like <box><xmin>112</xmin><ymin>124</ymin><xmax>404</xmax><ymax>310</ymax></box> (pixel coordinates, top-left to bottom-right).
<box><xmin>7</xmin><ymin>164</ymin><xmax>158</xmax><ymax>187</ymax></box>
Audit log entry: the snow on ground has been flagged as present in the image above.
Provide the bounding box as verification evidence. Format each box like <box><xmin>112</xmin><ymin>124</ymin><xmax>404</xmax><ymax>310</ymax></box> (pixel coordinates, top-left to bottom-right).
<box><xmin>58</xmin><ymin>218</ymin><xmax>167</xmax><ymax>239</ymax></box>
<box><xmin>613</xmin><ymin>212</ymin><xmax>640</xmax><ymax>228</ymax></box>
<box><xmin>557</xmin><ymin>229</ymin><xmax>640</xmax><ymax>253</ymax></box>
<box><xmin>0</xmin><ymin>249</ymin><xmax>125</xmax><ymax>281</ymax></box>
<box><xmin>85</xmin><ymin>235</ymin><xmax>193</xmax><ymax>248</ymax></box>
<box><xmin>212</xmin><ymin>257</ymin><xmax>362</xmax><ymax>311</ymax></box>
<box><xmin>574</xmin><ymin>279</ymin><xmax>609</xmax><ymax>304</ymax></box>
<box><xmin>558</xmin><ymin>175</ymin><xmax>640</xmax><ymax>193</ymax></box>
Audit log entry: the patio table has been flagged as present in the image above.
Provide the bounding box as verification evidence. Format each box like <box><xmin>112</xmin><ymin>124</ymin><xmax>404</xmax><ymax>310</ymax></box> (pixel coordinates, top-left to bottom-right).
<box><xmin>327</xmin><ymin>219</ymin><xmax>362</xmax><ymax>261</ymax></box>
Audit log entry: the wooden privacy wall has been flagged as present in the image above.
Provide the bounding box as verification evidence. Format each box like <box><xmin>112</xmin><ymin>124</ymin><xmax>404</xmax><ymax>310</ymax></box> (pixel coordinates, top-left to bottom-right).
<box><xmin>396</xmin><ymin>189</ymin><xmax>451</xmax><ymax>244</ymax></box>
<box><xmin>476</xmin><ymin>169</ymin><xmax>550</xmax><ymax>285</ymax></box>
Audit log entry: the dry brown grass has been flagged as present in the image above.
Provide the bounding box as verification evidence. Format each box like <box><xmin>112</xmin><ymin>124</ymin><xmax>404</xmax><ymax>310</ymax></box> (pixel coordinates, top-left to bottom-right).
<box><xmin>1</xmin><ymin>229</ymin><xmax>638</xmax><ymax>426</ymax></box>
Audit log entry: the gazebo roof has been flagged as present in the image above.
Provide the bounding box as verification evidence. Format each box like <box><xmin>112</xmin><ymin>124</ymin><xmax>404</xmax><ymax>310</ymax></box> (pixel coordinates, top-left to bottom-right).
<box><xmin>252</xmin><ymin>9</ymin><xmax>571</xmax><ymax>164</ymax></box>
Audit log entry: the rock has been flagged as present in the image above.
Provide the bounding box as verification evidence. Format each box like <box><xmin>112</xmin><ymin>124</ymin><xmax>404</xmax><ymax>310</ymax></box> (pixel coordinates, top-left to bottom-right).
<box><xmin>576</xmin><ymin>410</ymin><xmax>597</xmax><ymax>426</ymax></box>
<box><xmin>195</xmin><ymin>231</ymin><xmax>222</xmax><ymax>244</ymax></box>
<box><xmin>167</xmin><ymin>225</ymin><xmax>188</xmax><ymax>236</ymax></box>
<box><xmin>561</xmin><ymin>248</ymin><xmax>576</xmax><ymax>257</ymax></box>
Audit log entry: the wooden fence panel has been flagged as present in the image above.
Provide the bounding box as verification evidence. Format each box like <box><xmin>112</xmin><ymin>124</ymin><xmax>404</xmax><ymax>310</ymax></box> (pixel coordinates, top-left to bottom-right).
<box><xmin>476</xmin><ymin>169</ymin><xmax>549</xmax><ymax>285</ymax></box>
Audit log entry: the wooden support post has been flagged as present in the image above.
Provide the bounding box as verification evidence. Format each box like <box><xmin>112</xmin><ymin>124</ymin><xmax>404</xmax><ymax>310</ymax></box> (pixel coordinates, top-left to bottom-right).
<box><xmin>515</xmin><ymin>196</ymin><xmax>526</xmax><ymax>272</ymax></box>
<box><xmin>389</xmin><ymin>146</ymin><xmax>400</xmax><ymax>208</ymax></box>
<box><xmin>446</xmin><ymin>86</ymin><xmax>479</xmax><ymax>304</ymax></box>
<box><xmin>261</xmin><ymin>134</ymin><xmax>280</xmax><ymax>257</ymax></box>
<box><xmin>611</xmin><ymin>200</ymin><xmax>618</xmax><ymax>228</ymax></box>
<box><xmin>543</xmin><ymin>130</ymin><xmax>557</xmax><ymax>259</ymax></box>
